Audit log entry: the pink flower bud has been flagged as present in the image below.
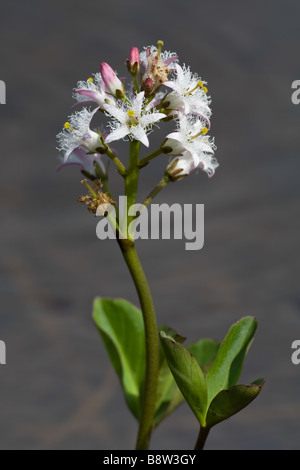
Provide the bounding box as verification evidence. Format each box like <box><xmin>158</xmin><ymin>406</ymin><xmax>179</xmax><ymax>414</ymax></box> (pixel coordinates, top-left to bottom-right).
<box><xmin>100</xmin><ymin>62</ymin><xmax>125</xmax><ymax>98</ymax></box>
<box><xmin>127</xmin><ymin>47</ymin><xmax>140</xmax><ymax>74</ymax></box>
<box><xmin>142</xmin><ymin>77</ymin><xmax>154</xmax><ymax>94</ymax></box>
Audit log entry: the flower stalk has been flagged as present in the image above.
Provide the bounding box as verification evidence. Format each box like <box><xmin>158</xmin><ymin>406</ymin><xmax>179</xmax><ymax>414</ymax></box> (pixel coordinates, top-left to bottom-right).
<box><xmin>117</xmin><ymin>238</ymin><xmax>159</xmax><ymax>450</ymax></box>
<box><xmin>142</xmin><ymin>173</ymin><xmax>171</xmax><ymax>208</ymax></box>
<box><xmin>105</xmin><ymin>147</ymin><xmax>126</xmax><ymax>175</ymax></box>
<box><xmin>138</xmin><ymin>147</ymin><xmax>163</xmax><ymax>168</ymax></box>
<box><xmin>124</xmin><ymin>140</ymin><xmax>141</xmax><ymax>230</ymax></box>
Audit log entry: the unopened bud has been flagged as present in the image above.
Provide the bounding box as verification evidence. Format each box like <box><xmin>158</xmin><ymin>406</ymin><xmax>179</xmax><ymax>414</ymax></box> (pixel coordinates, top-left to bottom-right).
<box><xmin>142</xmin><ymin>77</ymin><xmax>154</xmax><ymax>94</ymax></box>
<box><xmin>100</xmin><ymin>62</ymin><xmax>125</xmax><ymax>98</ymax></box>
<box><xmin>126</xmin><ymin>47</ymin><xmax>140</xmax><ymax>75</ymax></box>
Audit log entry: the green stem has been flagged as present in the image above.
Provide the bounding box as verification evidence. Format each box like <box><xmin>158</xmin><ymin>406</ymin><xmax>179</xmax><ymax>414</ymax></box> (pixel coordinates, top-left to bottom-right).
<box><xmin>194</xmin><ymin>426</ymin><xmax>210</xmax><ymax>450</ymax></box>
<box><xmin>118</xmin><ymin>239</ymin><xmax>160</xmax><ymax>450</ymax></box>
<box><xmin>142</xmin><ymin>173</ymin><xmax>171</xmax><ymax>208</ymax></box>
<box><xmin>93</xmin><ymin>163</ymin><xmax>113</xmax><ymax>199</ymax></box>
<box><xmin>132</xmin><ymin>75</ymin><xmax>140</xmax><ymax>93</ymax></box>
<box><xmin>106</xmin><ymin>147</ymin><xmax>126</xmax><ymax>175</ymax></box>
<box><xmin>139</xmin><ymin>148</ymin><xmax>163</xmax><ymax>168</ymax></box>
<box><xmin>125</xmin><ymin>140</ymin><xmax>141</xmax><ymax>230</ymax></box>
<box><xmin>118</xmin><ymin>139</ymin><xmax>159</xmax><ymax>449</ymax></box>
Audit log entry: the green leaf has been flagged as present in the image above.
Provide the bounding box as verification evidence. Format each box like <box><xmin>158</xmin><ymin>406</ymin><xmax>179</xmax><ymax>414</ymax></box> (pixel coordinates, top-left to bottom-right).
<box><xmin>92</xmin><ymin>297</ymin><xmax>146</xmax><ymax>420</ymax></box>
<box><xmin>154</xmin><ymin>354</ymin><xmax>184</xmax><ymax>426</ymax></box>
<box><xmin>154</xmin><ymin>326</ymin><xmax>186</xmax><ymax>427</ymax></box>
<box><xmin>205</xmin><ymin>316</ymin><xmax>257</xmax><ymax>406</ymax></box>
<box><xmin>154</xmin><ymin>332</ymin><xmax>220</xmax><ymax>427</ymax></box>
<box><xmin>153</xmin><ymin>337</ymin><xmax>220</xmax><ymax>427</ymax></box>
<box><xmin>188</xmin><ymin>339</ymin><xmax>220</xmax><ymax>373</ymax></box>
<box><xmin>206</xmin><ymin>379</ymin><xmax>265</xmax><ymax>428</ymax></box>
<box><xmin>159</xmin><ymin>331</ymin><xmax>207</xmax><ymax>427</ymax></box>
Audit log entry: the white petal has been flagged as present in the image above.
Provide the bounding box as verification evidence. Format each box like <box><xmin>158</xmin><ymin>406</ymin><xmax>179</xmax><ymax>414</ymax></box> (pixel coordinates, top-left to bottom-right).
<box><xmin>167</xmin><ymin>151</ymin><xmax>195</xmax><ymax>176</ymax></box>
<box><xmin>131</xmin><ymin>127</ymin><xmax>149</xmax><ymax>147</ymax></box>
<box><xmin>104</xmin><ymin>103</ymin><xmax>127</xmax><ymax>123</ymax></box>
<box><xmin>166</xmin><ymin>130</ymin><xmax>184</xmax><ymax>143</ymax></box>
<box><xmin>141</xmin><ymin>112</ymin><xmax>166</xmax><ymax>127</ymax></box>
<box><xmin>132</xmin><ymin>91</ymin><xmax>145</xmax><ymax>116</ymax></box>
<box><xmin>175</xmin><ymin>63</ymin><xmax>184</xmax><ymax>82</ymax></box>
<box><xmin>164</xmin><ymin>80</ymin><xmax>176</xmax><ymax>91</ymax></box>
<box><xmin>163</xmin><ymin>138</ymin><xmax>185</xmax><ymax>155</ymax></box>
<box><xmin>105</xmin><ymin>125</ymin><xmax>130</xmax><ymax>143</ymax></box>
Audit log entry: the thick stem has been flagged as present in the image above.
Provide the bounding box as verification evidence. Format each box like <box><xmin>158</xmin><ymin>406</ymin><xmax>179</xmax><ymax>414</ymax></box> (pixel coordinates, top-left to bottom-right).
<box><xmin>125</xmin><ymin>140</ymin><xmax>141</xmax><ymax>230</ymax></box>
<box><xmin>194</xmin><ymin>426</ymin><xmax>210</xmax><ymax>450</ymax></box>
<box><xmin>120</xmin><ymin>139</ymin><xmax>159</xmax><ymax>449</ymax></box>
<box><xmin>125</xmin><ymin>140</ymin><xmax>141</xmax><ymax>204</ymax></box>
<box><xmin>118</xmin><ymin>239</ymin><xmax>160</xmax><ymax>450</ymax></box>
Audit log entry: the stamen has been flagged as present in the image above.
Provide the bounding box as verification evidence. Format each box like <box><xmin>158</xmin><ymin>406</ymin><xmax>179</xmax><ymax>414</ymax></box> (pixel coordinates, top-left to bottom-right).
<box><xmin>127</xmin><ymin>109</ymin><xmax>136</xmax><ymax>126</ymax></box>
<box><xmin>81</xmin><ymin>179</ymin><xmax>98</xmax><ymax>199</ymax></box>
<box><xmin>190</xmin><ymin>127</ymin><xmax>208</xmax><ymax>140</ymax></box>
<box><xmin>87</xmin><ymin>77</ymin><xmax>94</xmax><ymax>83</ymax></box>
<box><xmin>185</xmin><ymin>81</ymin><xmax>203</xmax><ymax>96</ymax></box>
<box><xmin>64</xmin><ymin>122</ymin><xmax>75</xmax><ymax>131</ymax></box>
<box><xmin>157</xmin><ymin>40</ymin><xmax>164</xmax><ymax>58</ymax></box>
<box><xmin>184</xmin><ymin>81</ymin><xmax>208</xmax><ymax>96</ymax></box>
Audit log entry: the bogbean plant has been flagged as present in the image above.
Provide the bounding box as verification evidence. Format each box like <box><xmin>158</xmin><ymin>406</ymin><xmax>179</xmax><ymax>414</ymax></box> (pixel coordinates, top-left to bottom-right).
<box><xmin>56</xmin><ymin>41</ymin><xmax>264</xmax><ymax>450</ymax></box>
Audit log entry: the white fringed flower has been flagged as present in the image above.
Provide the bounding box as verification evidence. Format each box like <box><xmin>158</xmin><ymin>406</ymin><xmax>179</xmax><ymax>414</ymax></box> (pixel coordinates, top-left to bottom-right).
<box><xmin>56</xmin><ymin>107</ymin><xmax>105</xmax><ymax>162</ymax></box>
<box><xmin>164</xmin><ymin>63</ymin><xmax>211</xmax><ymax>124</ymax></box>
<box><xmin>104</xmin><ymin>91</ymin><xmax>166</xmax><ymax>147</ymax></box>
<box><xmin>73</xmin><ymin>73</ymin><xmax>116</xmax><ymax>109</ymax></box>
<box><xmin>164</xmin><ymin>114</ymin><xmax>218</xmax><ymax>177</ymax></box>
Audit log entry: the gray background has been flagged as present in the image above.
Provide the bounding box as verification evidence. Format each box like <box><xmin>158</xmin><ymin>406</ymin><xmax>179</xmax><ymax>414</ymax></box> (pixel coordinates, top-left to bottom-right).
<box><xmin>0</xmin><ymin>0</ymin><xmax>300</xmax><ymax>450</ymax></box>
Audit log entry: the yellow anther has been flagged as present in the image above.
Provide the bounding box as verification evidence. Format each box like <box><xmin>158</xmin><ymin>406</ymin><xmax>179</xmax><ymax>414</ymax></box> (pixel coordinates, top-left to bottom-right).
<box><xmin>185</xmin><ymin>81</ymin><xmax>204</xmax><ymax>97</ymax></box>
<box><xmin>195</xmin><ymin>81</ymin><xmax>208</xmax><ymax>94</ymax></box>
<box><xmin>87</xmin><ymin>77</ymin><xmax>94</xmax><ymax>83</ymax></box>
<box><xmin>190</xmin><ymin>127</ymin><xmax>209</xmax><ymax>140</ymax></box>
<box><xmin>64</xmin><ymin>122</ymin><xmax>75</xmax><ymax>131</ymax></box>
<box><xmin>127</xmin><ymin>109</ymin><xmax>137</xmax><ymax>127</ymax></box>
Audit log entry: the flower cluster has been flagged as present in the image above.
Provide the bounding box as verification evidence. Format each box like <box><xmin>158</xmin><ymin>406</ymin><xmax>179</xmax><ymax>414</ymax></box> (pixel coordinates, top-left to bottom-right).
<box><xmin>56</xmin><ymin>41</ymin><xmax>218</xmax><ymax>179</ymax></box>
